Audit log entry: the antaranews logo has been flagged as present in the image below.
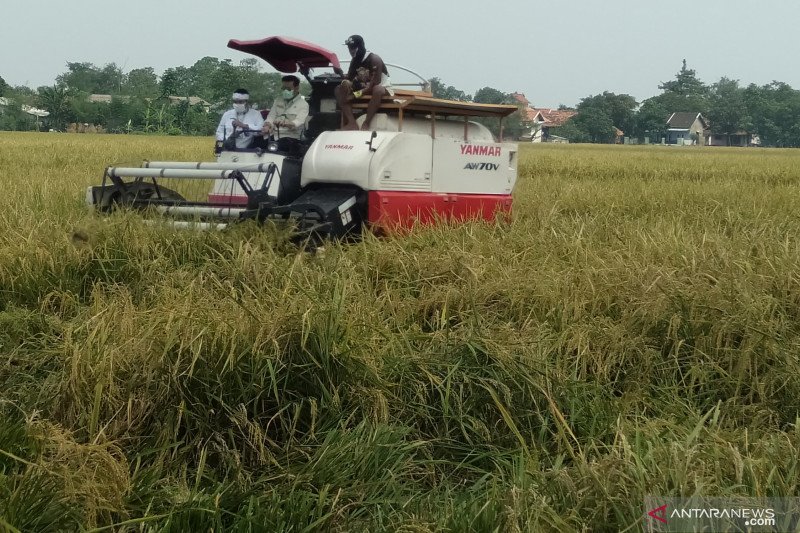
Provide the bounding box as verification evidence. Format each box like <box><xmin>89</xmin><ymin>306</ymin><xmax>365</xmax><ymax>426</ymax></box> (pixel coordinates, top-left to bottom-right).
<box><xmin>643</xmin><ymin>496</ymin><xmax>799</xmax><ymax>532</ymax></box>
<box><xmin>647</xmin><ymin>504</ymin><xmax>668</xmax><ymax>524</ymax></box>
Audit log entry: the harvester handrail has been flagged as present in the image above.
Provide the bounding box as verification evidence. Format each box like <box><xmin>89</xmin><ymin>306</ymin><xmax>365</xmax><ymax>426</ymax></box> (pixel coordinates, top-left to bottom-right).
<box><xmin>339</xmin><ymin>60</ymin><xmax>430</xmax><ymax>91</ymax></box>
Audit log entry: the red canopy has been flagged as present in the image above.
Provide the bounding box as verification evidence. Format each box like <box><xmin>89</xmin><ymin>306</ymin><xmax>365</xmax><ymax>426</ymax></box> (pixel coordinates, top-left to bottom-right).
<box><xmin>227</xmin><ymin>36</ymin><xmax>341</xmax><ymax>73</ymax></box>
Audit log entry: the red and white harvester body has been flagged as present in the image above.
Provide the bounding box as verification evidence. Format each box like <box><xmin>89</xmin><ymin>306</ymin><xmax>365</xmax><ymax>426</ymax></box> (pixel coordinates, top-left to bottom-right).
<box><xmin>86</xmin><ymin>36</ymin><xmax>519</xmax><ymax>237</ymax></box>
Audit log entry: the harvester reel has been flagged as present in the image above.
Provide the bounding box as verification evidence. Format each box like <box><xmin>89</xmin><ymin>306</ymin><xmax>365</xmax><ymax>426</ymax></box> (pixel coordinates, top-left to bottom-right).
<box><xmin>100</xmin><ymin>181</ymin><xmax>185</xmax><ymax>211</ymax></box>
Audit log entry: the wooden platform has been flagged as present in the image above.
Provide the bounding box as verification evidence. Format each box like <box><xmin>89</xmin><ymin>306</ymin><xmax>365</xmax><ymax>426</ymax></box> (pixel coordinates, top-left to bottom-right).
<box><xmin>350</xmin><ymin>90</ymin><xmax>518</xmax><ymax>117</ymax></box>
<box><xmin>347</xmin><ymin>89</ymin><xmax>519</xmax><ymax>140</ymax></box>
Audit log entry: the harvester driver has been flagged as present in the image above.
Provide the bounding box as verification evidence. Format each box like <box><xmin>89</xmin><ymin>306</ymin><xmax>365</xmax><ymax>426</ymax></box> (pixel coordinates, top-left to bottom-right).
<box><xmin>336</xmin><ymin>35</ymin><xmax>393</xmax><ymax>131</ymax></box>
<box><xmin>261</xmin><ymin>75</ymin><xmax>309</xmax><ymax>144</ymax></box>
<box><xmin>215</xmin><ymin>89</ymin><xmax>264</xmax><ymax>151</ymax></box>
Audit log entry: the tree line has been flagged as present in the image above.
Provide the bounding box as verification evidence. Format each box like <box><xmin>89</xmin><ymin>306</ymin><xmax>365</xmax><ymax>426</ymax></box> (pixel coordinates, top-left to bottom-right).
<box><xmin>553</xmin><ymin>61</ymin><xmax>800</xmax><ymax>147</ymax></box>
<box><xmin>0</xmin><ymin>58</ymin><xmax>286</xmax><ymax>135</ymax></box>
<box><xmin>2</xmin><ymin>59</ymin><xmax>800</xmax><ymax>146</ymax></box>
<box><xmin>0</xmin><ymin>58</ymin><xmax>530</xmax><ymax>139</ymax></box>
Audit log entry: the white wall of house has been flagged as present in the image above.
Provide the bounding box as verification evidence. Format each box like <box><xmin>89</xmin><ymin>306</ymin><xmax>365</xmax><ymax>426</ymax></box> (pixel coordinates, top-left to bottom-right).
<box><xmin>530</xmin><ymin>122</ymin><xmax>544</xmax><ymax>143</ymax></box>
<box><xmin>667</xmin><ymin>118</ymin><xmax>706</xmax><ymax>145</ymax></box>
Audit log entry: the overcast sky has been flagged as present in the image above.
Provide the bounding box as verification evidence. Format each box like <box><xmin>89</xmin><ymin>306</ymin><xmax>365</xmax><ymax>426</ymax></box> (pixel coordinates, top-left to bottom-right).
<box><xmin>1</xmin><ymin>0</ymin><xmax>798</xmax><ymax>108</ymax></box>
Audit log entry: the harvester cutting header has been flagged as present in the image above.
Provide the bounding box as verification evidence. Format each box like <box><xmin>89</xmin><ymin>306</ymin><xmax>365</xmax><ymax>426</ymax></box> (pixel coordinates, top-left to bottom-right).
<box><xmin>86</xmin><ymin>36</ymin><xmax>519</xmax><ymax>237</ymax></box>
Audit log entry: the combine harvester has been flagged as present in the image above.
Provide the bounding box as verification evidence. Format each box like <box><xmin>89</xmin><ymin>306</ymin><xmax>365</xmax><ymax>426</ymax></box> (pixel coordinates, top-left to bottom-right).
<box><xmin>86</xmin><ymin>36</ymin><xmax>519</xmax><ymax>237</ymax></box>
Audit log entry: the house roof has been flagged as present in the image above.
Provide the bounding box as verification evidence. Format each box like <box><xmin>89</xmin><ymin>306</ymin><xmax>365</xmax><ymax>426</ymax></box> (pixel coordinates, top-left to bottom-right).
<box><xmin>526</xmin><ymin>109</ymin><xmax>546</xmax><ymax>123</ymax></box>
<box><xmin>0</xmin><ymin>97</ymin><xmax>50</xmax><ymax>117</ymax></box>
<box><xmin>667</xmin><ymin>112</ymin><xmax>707</xmax><ymax>129</ymax></box>
<box><xmin>511</xmin><ymin>92</ymin><xmax>530</xmax><ymax>107</ymax></box>
<box><xmin>167</xmin><ymin>96</ymin><xmax>211</xmax><ymax>107</ymax></box>
<box><xmin>89</xmin><ymin>94</ymin><xmax>127</xmax><ymax>103</ymax></box>
<box><xmin>528</xmin><ymin>107</ymin><xmax>577</xmax><ymax>126</ymax></box>
<box><xmin>506</xmin><ymin>92</ymin><xmax>578</xmax><ymax>126</ymax></box>
<box><xmin>88</xmin><ymin>94</ymin><xmax>210</xmax><ymax>107</ymax></box>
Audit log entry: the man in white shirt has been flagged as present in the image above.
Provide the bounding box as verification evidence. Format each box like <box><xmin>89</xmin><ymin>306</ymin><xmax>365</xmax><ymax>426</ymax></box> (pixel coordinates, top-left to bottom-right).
<box><xmin>215</xmin><ymin>89</ymin><xmax>264</xmax><ymax>150</ymax></box>
<box><xmin>262</xmin><ymin>76</ymin><xmax>309</xmax><ymax>141</ymax></box>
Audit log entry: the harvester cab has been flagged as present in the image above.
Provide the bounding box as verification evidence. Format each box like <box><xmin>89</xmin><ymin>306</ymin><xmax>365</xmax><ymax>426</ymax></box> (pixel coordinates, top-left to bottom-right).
<box><xmin>86</xmin><ymin>36</ymin><xmax>520</xmax><ymax>238</ymax></box>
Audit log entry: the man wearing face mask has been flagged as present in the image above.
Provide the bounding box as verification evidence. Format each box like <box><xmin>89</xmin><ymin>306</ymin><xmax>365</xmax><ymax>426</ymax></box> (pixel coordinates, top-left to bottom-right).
<box><xmin>215</xmin><ymin>89</ymin><xmax>264</xmax><ymax>151</ymax></box>
<box><xmin>335</xmin><ymin>34</ymin><xmax>393</xmax><ymax>131</ymax></box>
<box><xmin>262</xmin><ymin>75</ymin><xmax>309</xmax><ymax>143</ymax></box>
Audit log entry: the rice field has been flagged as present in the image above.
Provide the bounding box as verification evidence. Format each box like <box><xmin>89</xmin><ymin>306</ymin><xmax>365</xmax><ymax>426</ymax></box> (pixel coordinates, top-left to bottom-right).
<box><xmin>1</xmin><ymin>131</ymin><xmax>799</xmax><ymax>532</ymax></box>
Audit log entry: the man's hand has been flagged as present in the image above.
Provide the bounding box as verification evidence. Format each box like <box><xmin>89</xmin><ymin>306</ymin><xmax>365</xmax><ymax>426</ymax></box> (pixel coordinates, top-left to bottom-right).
<box><xmin>261</xmin><ymin>122</ymin><xmax>273</xmax><ymax>135</ymax></box>
<box><xmin>275</xmin><ymin>120</ymin><xmax>295</xmax><ymax>130</ymax></box>
<box><xmin>339</xmin><ymin>79</ymin><xmax>354</xmax><ymax>99</ymax></box>
<box><xmin>232</xmin><ymin>119</ymin><xmax>249</xmax><ymax>130</ymax></box>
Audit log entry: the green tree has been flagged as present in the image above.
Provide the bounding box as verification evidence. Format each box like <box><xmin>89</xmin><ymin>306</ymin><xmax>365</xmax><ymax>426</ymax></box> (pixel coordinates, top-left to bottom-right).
<box><xmin>571</xmin><ymin>107</ymin><xmax>615</xmax><ymax>143</ymax></box>
<box><xmin>471</xmin><ymin>86</ymin><xmax>530</xmax><ymax>141</ymax></box>
<box><xmin>36</xmin><ymin>85</ymin><xmax>74</xmax><ymax>130</ymax></box>
<box><xmin>633</xmin><ymin>61</ymin><xmax>709</xmax><ymax>141</ymax></box>
<box><xmin>429</xmin><ymin>77</ymin><xmax>471</xmax><ymax>101</ymax></box>
<box><xmin>99</xmin><ymin>63</ymin><xmax>125</xmax><ymax>94</ymax></box>
<box><xmin>184</xmin><ymin>105</ymin><xmax>217</xmax><ymax>136</ymax></box>
<box><xmin>104</xmin><ymin>97</ymin><xmax>138</xmax><ymax>133</ymax></box>
<box><xmin>657</xmin><ymin>59</ymin><xmax>710</xmax><ymax>113</ymax></box>
<box><xmin>500</xmin><ymin>110</ymin><xmax>529</xmax><ymax>141</ymax></box>
<box><xmin>11</xmin><ymin>85</ymin><xmax>35</xmax><ymax>98</ymax></box>
<box><xmin>743</xmin><ymin>81</ymin><xmax>800</xmax><ymax>147</ymax></box>
<box><xmin>56</xmin><ymin>62</ymin><xmax>96</xmax><ymax>92</ymax></box>
<box><xmin>184</xmin><ymin>57</ymin><xmax>222</xmax><ymax>99</ymax></box>
<box><xmin>208</xmin><ymin>60</ymin><xmax>244</xmax><ymax>106</ymax></box>
<box><xmin>160</xmin><ymin>66</ymin><xmax>191</xmax><ymax>98</ymax></box>
<box><xmin>473</xmin><ymin>87</ymin><xmax>507</xmax><ymax>105</ymax></box>
<box><xmin>573</xmin><ymin>91</ymin><xmax>637</xmax><ymax>141</ymax></box>
<box><xmin>635</xmin><ymin>98</ymin><xmax>670</xmax><ymax>142</ymax></box>
<box><xmin>707</xmin><ymin>77</ymin><xmax>750</xmax><ymax>146</ymax></box>
<box><xmin>56</xmin><ymin>62</ymin><xmax>123</xmax><ymax>94</ymax></box>
<box><xmin>125</xmin><ymin>67</ymin><xmax>159</xmax><ymax>98</ymax></box>
<box><xmin>550</xmin><ymin>119</ymin><xmax>590</xmax><ymax>143</ymax></box>
<box><xmin>596</xmin><ymin>92</ymin><xmax>637</xmax><ymax>134</ymax></box>
<box><xmin>71</xmin><ymin>98</ymin><xmax>105</xmax><ymax>126</ymax></box>
<box><xmin>142</xmin><ymin>101</ymin><xmax>180</xmax><ymax>135</ymax></box>
<box><xmin>0</xmin><ymin>100</ymin><xmax>33</xmax><ymax>131</ymax></box>
<box><xmin>0</xmin><ymin>75</ymin><xmax>8</xmax><ymax>97</ymax></box>
<box><xmin>236</xmin><ymin>58</ymin><xmax>282</xmax><ymax>109</ymax></box>
<box><xmin>659</xmin><ymin>60</ymin><xmax>709</xmax><ymax>101</ymax></box>
<box><xmin>742</xmin><ymin>83</ymin><xmax>777</xmax><ymax>145</ymax></box>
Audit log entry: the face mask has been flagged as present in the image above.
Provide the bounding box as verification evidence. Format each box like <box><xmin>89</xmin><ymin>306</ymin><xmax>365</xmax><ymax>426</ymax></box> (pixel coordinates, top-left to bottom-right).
<box><xmin>282</xmin><ymin>89</ymin><xmax>294</xmax><ymax>100</ymax></box>
<box><xmin>233</xmin><ymin>103</ymin><xmax>246</xmax><ymax>113</ymax></box>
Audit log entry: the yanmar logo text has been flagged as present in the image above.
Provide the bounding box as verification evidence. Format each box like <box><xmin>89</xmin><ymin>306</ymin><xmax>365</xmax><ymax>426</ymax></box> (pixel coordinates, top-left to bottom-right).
<box><xmin>325</xmin><ymin>144</ymin><xmax>354</xmax><ymax>150</ymax></box>
<box><xmin>460</xmin><ymin>144</ymin><xmax>501</xmax><ymax>156</ymax></box>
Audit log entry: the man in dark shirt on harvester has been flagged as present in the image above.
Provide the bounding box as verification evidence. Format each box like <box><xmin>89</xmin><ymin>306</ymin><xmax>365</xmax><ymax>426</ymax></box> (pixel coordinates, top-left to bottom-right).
<box><xmin>335</xmin><ymin>35</ymin><xmax>393</xmax><ymax>131</ymax></box>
